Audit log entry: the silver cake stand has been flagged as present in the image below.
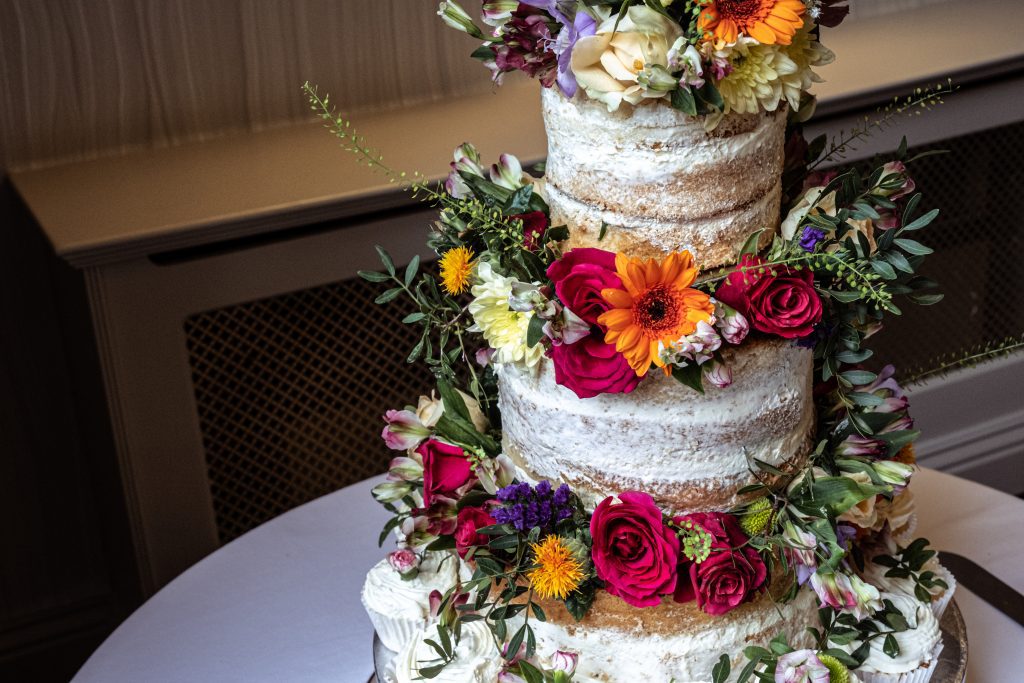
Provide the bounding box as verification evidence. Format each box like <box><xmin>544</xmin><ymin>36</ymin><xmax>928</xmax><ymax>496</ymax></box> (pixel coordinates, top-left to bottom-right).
<box><xmin>370</xmin><ymin>600</ymin><xmax>967</xmax><ymax>683</ymax></box>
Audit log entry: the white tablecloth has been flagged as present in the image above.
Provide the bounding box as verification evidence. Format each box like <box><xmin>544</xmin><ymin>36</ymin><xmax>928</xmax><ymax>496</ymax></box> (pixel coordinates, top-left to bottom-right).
<box><xmin>73</xmin><ymin>468</ymin><xmax>1024</xmax><ymax>682</ymax></box>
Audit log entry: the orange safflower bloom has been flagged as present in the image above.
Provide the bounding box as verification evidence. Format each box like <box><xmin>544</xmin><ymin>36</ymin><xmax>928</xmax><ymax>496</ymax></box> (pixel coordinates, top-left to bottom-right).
<box><xmin>598</xmin><ymin>251</ymin><xmax>715</xmax><ymax>377</ymax></box>
<box><xmin>698</xmin><ymin>0</ymin><xmax>806</xmax><ymax>46</ymax></box>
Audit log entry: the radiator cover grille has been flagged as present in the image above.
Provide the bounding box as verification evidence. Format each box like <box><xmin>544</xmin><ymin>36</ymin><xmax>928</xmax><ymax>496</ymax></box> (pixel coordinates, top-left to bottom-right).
<box><xmin>185</xmin><ymin>274</ymin><xmax>434</xmax><ymax>543</ymax></box>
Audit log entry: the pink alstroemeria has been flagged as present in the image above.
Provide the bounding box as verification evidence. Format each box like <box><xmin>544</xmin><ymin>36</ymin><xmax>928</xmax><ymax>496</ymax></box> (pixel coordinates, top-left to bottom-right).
<box><xmin>774</xmin><ymin>649</ymin><xmax>830</xmax><ymax>683</ymax></box>
<box><xmin>848</xmin><ymin>573</ymin><xmax>884</xmax><ymax>621</ymax></box>
<box><xmin>703</xmin><ymin>360</ymin><xmax>733</xmax><ymax>389</ymax></box>
<box><xmin>810</xmin><ymin>570</ymin><xmax>858</xmax><ymax>611</ymax></box>
<box><xmin>386</xmin><ymin>456</ymin><xmax>423</xmax><ymax>482</ymax></box>
<box><xmin>381</xmin><ymin>409</ymin><xmax>431</xmax><ymax>450</ymax></box>
<box><xmin>445</xmin><ymin>142</ymin><xmax>486</xmax><ymax>197</ymax></box>
<box><xmin>855</xmin><ymin>364</ymin><xmax>908</xmax><ymax>414</ymax></box>
<box><xmin>549</xmin><ymin>650</ymin><xmax>579</xmax><ymax>675</ymax></box>
<box><xmin>836</xmin><ymin>434</ymin><xmax>887</xmax><ymax>458</ymax></box>
<box><xmin>715</xmin><ymin>302</ymin><xmax>749</xmax><ymax>344</ymax></box>
<box><xmin>782</xmin><ymin>520</ymin><xmax>818</xmax><ymax>585</ymax></box>
<box><xmin>875</xmin><ymin>161</ymin><xmax>916</xmax><ymax>200</ymax></box>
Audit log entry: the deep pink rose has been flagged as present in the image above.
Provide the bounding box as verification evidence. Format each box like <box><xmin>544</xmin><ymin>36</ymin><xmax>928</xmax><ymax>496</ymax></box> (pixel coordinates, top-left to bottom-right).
<box><xmin>590</xmin><ymin>491</ymin><xmax>679</xmax><ymax>607</ymax></box>
<box><xmin>454</xmin><ymin>506</ymin><xmax>496</xmax><ymax>558</ymax></box>
<box><xmin>511</xmin><ymin>211</ymin><xmax>549</xmax><ymax>251</ymax></box>
<box><xmin>416</xmin><ymin>439</ymin><xmax>473</xmax><ymax>507</ymax></box>
<box><xmin>672</xmin><ymin>511</ymin><xmax>767</xmax><ymax>615</ymax></box>
<box><xmin>715</xmin><ymin>255</ymin><xmax>822</xmax><ymax>339</ymax></box>
<box><xmin>550</xmin><ymin>333</ymin><xmax>640</xmax><ymax>399</ymax></box>
<box><xmin>546</xmin><ymin>248</ymin><xmax>621</xmax><ymax>326</ymax></box>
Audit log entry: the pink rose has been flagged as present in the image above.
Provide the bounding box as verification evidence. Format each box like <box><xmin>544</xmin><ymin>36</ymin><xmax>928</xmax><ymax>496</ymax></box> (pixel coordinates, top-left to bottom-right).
<box><xmin>454</xmin><ymin>506</ymin><xmax>496</xmax><ymax>558</ymax></box>
<box><xmin>511</xmin><ymin>211</ymin><xmax>549</xmax><ymax>251</ymax></box>
<box><xmin>673</xmin><ymin>511</ymin><xmax>767</xmax><ymax>615</ymax></box>
<box><xmin>715</xmin><ymin>255</ymin><xmax>822</xmax><ymax>340</ymax></box>
<box><xmin>546</xmin><ymin>248</ymin><xmax>621</xmax><ymax>326</ymax></box>
<box><xmin>416</xmin><ymin>439</ymin><xmax>474</xmax><ymax>507</ymax></box>
<box><xmin>550</xmin><ymin>333</ymin><xmax>641</xmax><ymax>399</ymax></box>
<box><xmin>590</xmin><ymin>491</ymin><xmax>679</xmax><ymax>607</ymax></box>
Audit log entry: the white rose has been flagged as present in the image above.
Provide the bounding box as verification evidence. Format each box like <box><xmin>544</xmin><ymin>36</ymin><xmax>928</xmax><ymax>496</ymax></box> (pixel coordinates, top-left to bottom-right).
<box><xmin>571</xmin><ymin>7</ymin><xmax>683</xmax><ymax>111</ymax></box>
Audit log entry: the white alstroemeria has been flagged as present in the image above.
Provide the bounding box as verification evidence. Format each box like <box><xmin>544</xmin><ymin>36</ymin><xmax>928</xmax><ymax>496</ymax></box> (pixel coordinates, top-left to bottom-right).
<box><xmin>715</xmin><ymin>301</ymin><xmax>749</xmax><ymax>344</ymax></box>
<box><xmin>666</xmin><ymin>38</ymin><xmax>705</xmax><ymax>89</ymax></box>
<box><xmin>659</xmin><ymin>319</ymin><xmax>722</xmax><ymax>367</ymax></box>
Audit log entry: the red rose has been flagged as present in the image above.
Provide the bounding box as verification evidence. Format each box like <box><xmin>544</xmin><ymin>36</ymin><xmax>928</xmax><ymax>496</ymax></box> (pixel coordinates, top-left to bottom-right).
<box><xmin>715</xmin><ymin>255</ymin><xmax>822</xmax><ymax>339</ymax></box>
<box><xmin>416</xmin><ymin>439</ymin><xmax>474</xmax><ymax>507</ymax></box>
<box><xmin>590</xmin><ymin>491</ymin><xmax>679</xmax><ymax>608</ymax></box>
<box><xmin>672</xmin><ymin>511</ymin><xmax>767</xmax><ymax>615</ymax></box>
<box><xmin>454</xmin><ymin>506</ymin><xmax>496</xmax><ymax>558</ymax></box>
<box><xmin>550</xmin><ymin>332</ymin><xmax>640</xmax><ymax>399</ymax></box>
<box><xmin>511</xmin><ymin>211</ymin><xmax>549</xmax><ymax>251</ymax></box>
<box><xmin>546</xmin><ymin>248</ymin><xmax>621</xmax><ymax>326</ymax></box>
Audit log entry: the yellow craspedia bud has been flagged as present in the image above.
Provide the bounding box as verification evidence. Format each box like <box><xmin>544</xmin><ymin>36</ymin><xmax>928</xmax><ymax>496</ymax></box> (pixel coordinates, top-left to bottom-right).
<box><xmin>816</xmin><ymin>654</ymin><xmax>850</xmax><ymax>683</ymax></box>
<box><xmin>739</xmin><ymin>498</ymin><xmax>774</xmax><ymax>537</ymax></box>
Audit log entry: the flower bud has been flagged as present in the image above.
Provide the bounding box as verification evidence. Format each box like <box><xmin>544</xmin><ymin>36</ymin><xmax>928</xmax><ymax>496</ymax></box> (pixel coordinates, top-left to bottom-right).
<box><xmin>381</xmin><ymin>409</ymin><xmax>431</xmax><ymax>450</ymax></box>
<box><xmin>387</xmin><ymin>456</ymin><xmax>424</xmax><ymax>482</ymax></box>
<box><xmin>386</xmin><ymin>547</ymin><xmax>420</xmax><ymax>575</ymax></box>
<box><xmin>715</xmin><ymin>302</ymin><xmax>749</xmax><ymax>344</ymax></box>
<box><xmin>489</xmin><ymin>153</ymin><xmax>527</xmax><ymax>190</ymax></box>
<box><xmin>848</xmin><ymin>573</ymin><xmax>883</xmax><ymax>621</ymax></box>
<box><xmin>437</xmin><ymin>1</ymin><xmax>485</xmax><ymax>39</ymax></box>
<box><xmin>637</xmin><ymin>63</ymin><xmax>679</xmax><ymax>93</ymax></box>
<box><xmin>873</xmin><ymin>459</ymin><xmax>914</xmax><ymax>488</ymax></box>
<box><xmin>372</xmin><ymin>480</ymin><xmax>412</xmax><ymax>504</ymax></box>
<box><xmin>481</xmin><ymin>1</ymin><xmax>518</xmax><ymax>28</ymax></box>
<box><xmin>702</xmin><ymin>360</ymin><xmax>733</xmax><ymax>389</ymax></box>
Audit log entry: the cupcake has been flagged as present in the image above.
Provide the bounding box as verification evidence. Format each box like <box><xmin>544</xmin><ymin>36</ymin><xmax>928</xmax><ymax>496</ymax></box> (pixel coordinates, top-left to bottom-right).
<box><xmin>861</xmin><ymin>548</ymin><xmax>956</xmax><ymax>620</ymax></box>
<box><xmin>840</xmin><ymin>592</ymin><xmax>944</xmax><ymax>683</ymax></box>
<box><xmin>393</xmin><ymin>619</ymin><xmax>502</xmax><ymax>683</ymax></box>
<box><xmin>361</xmin><ymin>550</ymin><xmax>461</xmax><ymax>652</ymax></box>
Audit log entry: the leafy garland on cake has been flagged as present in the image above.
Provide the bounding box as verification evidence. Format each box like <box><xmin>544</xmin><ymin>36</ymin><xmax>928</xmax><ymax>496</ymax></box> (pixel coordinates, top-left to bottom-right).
<box><xmin>305</xmin><ymin>74</ymin><xmax>966</xmax><ymax>679</ymax></box>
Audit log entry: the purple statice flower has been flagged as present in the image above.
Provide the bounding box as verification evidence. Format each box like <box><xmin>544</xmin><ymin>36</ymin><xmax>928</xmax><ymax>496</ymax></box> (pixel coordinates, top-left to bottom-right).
<box><xmin>799</xmin><ymin>225</ymin><xmax>827</xmax><ymax>252</ymax></box>
<box><xmin>493</xmin><ymin>480</ymin><xmax>573</xmax><ymax>532</ymax></box>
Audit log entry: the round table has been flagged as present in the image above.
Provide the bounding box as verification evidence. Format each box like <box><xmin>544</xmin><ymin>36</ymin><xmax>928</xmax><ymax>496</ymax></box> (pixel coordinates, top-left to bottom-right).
<box><xmin>72</xmin><ymin>468</ymin><xmax>1024</xmax><ymax>682</ymax></box>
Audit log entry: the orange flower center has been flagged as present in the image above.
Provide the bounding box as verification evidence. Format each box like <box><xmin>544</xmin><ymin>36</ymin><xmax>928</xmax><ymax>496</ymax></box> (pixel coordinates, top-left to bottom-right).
<box><xmin>715</xmin><ymin>0</ymin><xmax>769</xmax><ymax>21</ymax></box>
<box><xmin>634</xmin><ymin>285</ymin><xmax>683</xmax><ymax>336</ymax></box>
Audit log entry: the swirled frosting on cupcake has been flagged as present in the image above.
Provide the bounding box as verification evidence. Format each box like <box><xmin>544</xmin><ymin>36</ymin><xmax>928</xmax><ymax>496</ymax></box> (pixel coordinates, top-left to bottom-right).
<box><xmin>394</xmin><ymin>619</ymin><xmax>502</xmax><ymax>683</ymax></box>
<box><xmin>844</xmin><ymin>592</ymin><xmax>941</xmax><ymax>676</ymax></box>
<box><xmin>361</xmin><ymin>551</ymin><xmax>463</xmax><ymax>652</ymax></box>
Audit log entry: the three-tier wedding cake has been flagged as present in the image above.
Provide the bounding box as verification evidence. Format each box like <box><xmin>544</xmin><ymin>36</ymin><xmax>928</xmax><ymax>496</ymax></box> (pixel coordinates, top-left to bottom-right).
<box><xmin>331</xmin><ymin>2</ymin><xmax>957</xmax><ymax>681</ymax></box>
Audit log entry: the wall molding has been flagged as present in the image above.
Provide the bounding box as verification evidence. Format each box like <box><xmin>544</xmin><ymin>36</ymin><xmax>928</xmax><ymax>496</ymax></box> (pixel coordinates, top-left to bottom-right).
<box><xmin>909</xmin><ymin>351</ymin><xmax>1024</xmax><ymax>493</ymax></box>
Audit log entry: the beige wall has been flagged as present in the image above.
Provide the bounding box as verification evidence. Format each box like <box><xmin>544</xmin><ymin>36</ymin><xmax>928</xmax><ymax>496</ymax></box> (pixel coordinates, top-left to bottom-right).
<box><xmin>0</xmin><ymin>0</ymin><xmax>489</xmax><ymax>172</ymax></box>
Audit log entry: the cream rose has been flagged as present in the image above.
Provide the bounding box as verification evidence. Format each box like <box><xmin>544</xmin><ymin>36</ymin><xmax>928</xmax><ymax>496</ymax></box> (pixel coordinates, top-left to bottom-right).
<box><xmin>571</xmin><ymin>6</ymin><xmax>684</xmax><ymax>111</ymax></box>
<box><xmin>838</xmin><ymin>471</ymin><xmax>881</xmax><ymax>530</ymax></box>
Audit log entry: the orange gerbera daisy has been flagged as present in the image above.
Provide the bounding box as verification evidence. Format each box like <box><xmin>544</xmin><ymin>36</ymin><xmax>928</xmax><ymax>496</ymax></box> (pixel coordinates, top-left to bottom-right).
<box><xmin>598</xmin><ymin>251</ymin><xmax>715</xmax><ymax>377</ymax></box>
<box><xmin>698</xmin><ymin>0</ymin><xmax>806</xmax><ymax>46</ymax></box>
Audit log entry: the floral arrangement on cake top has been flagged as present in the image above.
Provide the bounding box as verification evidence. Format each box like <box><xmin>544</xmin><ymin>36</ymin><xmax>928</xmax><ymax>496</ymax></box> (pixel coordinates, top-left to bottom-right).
<box><xmin>304</xmin><ymin>70</ymin><xmax>966</xmax><ymax>679</ymax></box>
<box><xmin>439</xmin><ymin>0</ymin><xmax>843</xmax><ymax>125</ymax></box>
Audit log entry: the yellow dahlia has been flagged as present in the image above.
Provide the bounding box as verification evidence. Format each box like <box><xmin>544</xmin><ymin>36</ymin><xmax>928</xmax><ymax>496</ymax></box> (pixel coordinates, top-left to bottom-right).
<box><xmin>598</xmin><ymin>251</ymin><xmax>715</xmax><ymax>377</ymax></box>
<box><xmin>698</xmin><ymin>0</ymin><xmax>806</xmax><ymax>46</ymax></box>
<box><xmin>439</xmin><ymin>245</ymin><xmax>475</xmax><ymax>295</ymax></box>
<box><xmin>527</xmin><ymin>536</ymin><xmax>585</xmax><ymax>601</ymax></box>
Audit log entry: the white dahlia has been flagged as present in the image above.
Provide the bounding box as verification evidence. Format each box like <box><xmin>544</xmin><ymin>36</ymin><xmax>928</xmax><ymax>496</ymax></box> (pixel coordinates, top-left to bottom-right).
<box><xmin>715</xmin><ymin>38</ymin><xmax>799</xmax><ymax>115</ymax></box>
<box><xmin>468</xmin><ymin>261</ymin><xmax>544</xmax><ymax>368</ymax></box>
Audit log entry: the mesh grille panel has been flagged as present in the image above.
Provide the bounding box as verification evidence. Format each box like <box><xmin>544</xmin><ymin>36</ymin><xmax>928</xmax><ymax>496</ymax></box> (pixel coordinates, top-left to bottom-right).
<box><xmin>185</xmin><ymin>272</ymin><xmax>434</xmax><ymax>543</ymax></box>
<box><xmin>863</xmin><ymin>120</ymin><xmax>1024</xmax><ymax>371</ymax></box>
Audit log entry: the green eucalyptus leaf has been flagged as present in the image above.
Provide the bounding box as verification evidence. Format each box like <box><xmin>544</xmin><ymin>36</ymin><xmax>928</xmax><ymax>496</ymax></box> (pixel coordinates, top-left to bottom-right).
<box><xmin>375</xmin><ymin>246</ymin><xmax>395</xmax><ymax>276</ymax></box>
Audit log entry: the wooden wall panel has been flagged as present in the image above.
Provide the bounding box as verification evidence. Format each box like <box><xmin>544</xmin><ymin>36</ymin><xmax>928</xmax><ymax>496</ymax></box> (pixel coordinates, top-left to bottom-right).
<box><xmin>0</xmin><ymin>0</ymin><xmax>488</xmax><ymax>172</ymax></box>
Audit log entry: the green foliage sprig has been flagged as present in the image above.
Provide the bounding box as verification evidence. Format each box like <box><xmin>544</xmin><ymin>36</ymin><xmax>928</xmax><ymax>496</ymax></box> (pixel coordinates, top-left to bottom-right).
<box><xmin>904</xmin><ymin>334</ymin><xmax>1024</xmax><ymax>386</ymax></box>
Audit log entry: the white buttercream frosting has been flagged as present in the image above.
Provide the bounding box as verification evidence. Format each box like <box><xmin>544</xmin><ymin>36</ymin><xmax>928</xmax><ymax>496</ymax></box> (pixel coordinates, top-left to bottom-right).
<box><xmin>499</xmin><ymin>339</ymin><xmax>814</xmax><ymax>512</ymax></box>
<box><xmin>393</xmin><ymin>620</ymin><xmax>502</xmax><ymax>683</ymax></box>
<box><xmin>529</xmin><ymin>587</ymin><xmax>818</xmax><ymax>682</ymax></box>
<box><xmin>842</xmin><ymin>592</ymin><xmax>942</xmax><ymax>676</ymax></box>
<box><xmin>362</xmin><ymin>552</ymin><xmax>461</xmax><ymax>621</ymax></box>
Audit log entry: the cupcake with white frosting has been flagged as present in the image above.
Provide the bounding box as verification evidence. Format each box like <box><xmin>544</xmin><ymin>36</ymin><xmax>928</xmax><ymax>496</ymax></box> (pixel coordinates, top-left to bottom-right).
<box><xmin>841</xmin><ymin>592</ymin><xmax>944</xmax><ymax>683</ymax></box>
<box><xmin>393</xmin><ymin>619</ymin><xmax>502</xmax><ymax>683</ymax></box>
<box><xmin>361</xmin><ymin>550</ymin><xmax>462</xmax><ymax>652</ymax></box>
<box><xmin>861</xmin><ymin>554</ymin><xmax>956</xmax><ymax>621</ymax></box>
